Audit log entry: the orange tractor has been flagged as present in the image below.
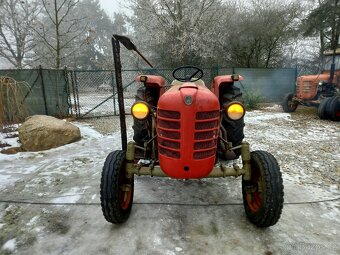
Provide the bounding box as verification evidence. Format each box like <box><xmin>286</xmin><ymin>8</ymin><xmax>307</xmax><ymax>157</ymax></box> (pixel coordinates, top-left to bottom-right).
<box><xmin>100</xmin><ymin>35</ymin><xmax>284</xmax><ymax>227</ymax></box>
<box><xmin>282</xmin><ymin>49</ymin><xmax>340</xmax><ymax>121</ymax></box>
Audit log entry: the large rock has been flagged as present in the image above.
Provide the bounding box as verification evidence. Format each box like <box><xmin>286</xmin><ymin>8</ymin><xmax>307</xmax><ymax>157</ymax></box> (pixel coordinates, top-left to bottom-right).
<box><xmin>18</xmin><ymin>115</ymin><xmax>81</xmax><ymax>151</ymax></box>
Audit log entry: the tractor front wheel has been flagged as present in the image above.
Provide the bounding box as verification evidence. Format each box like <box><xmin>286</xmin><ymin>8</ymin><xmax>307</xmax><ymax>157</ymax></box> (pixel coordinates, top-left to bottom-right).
<box><xmin>100</xmin><ymin>150</ymin><xmax>134</xmax><ymax>224</ymax></box>
<box><xmin>282</xmin><ymin>93</ymin><xmax>298</xmax><ymax>113</ymax></box>
<box><xmin>242</xmin><ymin>151</ymin><xmax>284</xmax><ymax>227</ymax></box>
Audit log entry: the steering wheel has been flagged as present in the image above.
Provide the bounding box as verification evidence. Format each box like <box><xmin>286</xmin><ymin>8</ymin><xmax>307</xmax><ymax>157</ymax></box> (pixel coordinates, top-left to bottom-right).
<box><xmin>172</xmin><ymin>66</ymin><xmax>204</xmax><ymax>82</ymax></box>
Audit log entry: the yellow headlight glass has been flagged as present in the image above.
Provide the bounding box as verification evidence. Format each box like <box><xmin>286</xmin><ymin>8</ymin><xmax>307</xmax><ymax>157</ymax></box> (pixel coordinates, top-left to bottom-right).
<box><xmin>131</xmin><ymin>102</ymin><xmax>149</xmax><ymax>120</ymax></box>
<box><xmin>226</xmin><ymin>103</ymin><xmax>245</xmax><ymax>120</ymax></box>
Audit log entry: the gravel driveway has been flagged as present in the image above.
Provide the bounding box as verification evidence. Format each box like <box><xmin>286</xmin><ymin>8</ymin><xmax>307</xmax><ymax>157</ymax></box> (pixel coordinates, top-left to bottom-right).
<box><xmin>0</xmin><ymin>105</ymin><xmax>339</xmax><ymax>255</ymax></box>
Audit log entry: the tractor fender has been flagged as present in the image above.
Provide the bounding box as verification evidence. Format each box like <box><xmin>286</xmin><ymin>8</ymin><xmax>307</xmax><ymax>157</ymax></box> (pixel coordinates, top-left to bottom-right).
<box><xmin>136</xmin><ymin>75</ymin><xmax>165</xmax><ymax>95</ymax></box>
<box><xmin>212</xmin><ymin>75</ymin><xmax>244</xmax><ymax>98</ymax></box>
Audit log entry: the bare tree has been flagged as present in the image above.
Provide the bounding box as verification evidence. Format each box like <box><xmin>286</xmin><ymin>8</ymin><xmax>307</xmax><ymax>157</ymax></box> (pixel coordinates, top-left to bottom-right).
<box><xmin>128</xmin><ymin>0</ymin><xmax>302</xmax><ymax>68</ymax></box>
<box><xmin>0</xmin><ymin>0</ymin><xmax>41</xmax><ymax>68</ymax></box>
<box><xmin>32</xmin><ymin>0</ymin><xmax>88</xmax><ymax>69</ymax></box>
<box><xmin>224</xmin><ymin>0</ymin><xmax>302</xmax><ymax>68</ymax></box>
<box><xmin>129</xmin><ymin>0</ymin><xmax>225</xmax><ymax>67</ymax></box>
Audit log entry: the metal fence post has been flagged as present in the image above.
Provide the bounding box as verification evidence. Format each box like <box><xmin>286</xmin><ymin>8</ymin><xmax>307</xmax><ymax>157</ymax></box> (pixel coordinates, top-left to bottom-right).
<box><xmin>64</xmin><ymin>67</ymin><xmax>72</xmax><ymax>116</ymax></box>
<box><xmin>294</xmin><ymin>66</ymin><xmax>298</xmax><ymax>91</ymax></box>
<box><xmin>70</xmin><ymin>71</ymin><xmax>78</xmax><ymax>118</ymax></box>
<box><xmin>74</xmin><ymin>71</ymin><xmax>81</xmax><ymax>118</ymax></box>
<box><xmin>39</xmin><ymin>65</ymin><xmax>49</xmax><ymax>115</ymax></box>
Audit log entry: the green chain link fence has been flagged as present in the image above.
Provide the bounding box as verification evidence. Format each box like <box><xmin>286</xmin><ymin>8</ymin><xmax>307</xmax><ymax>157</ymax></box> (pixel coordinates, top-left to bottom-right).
<box><xmin>0</xmin><ymin>67</ymin><xmax>297</xmax><ymax>122</ymax></box>
<box><xmin>0</xmin><ymin>67</ymin><xmax>69</xmax><ymax>122</ymax></box>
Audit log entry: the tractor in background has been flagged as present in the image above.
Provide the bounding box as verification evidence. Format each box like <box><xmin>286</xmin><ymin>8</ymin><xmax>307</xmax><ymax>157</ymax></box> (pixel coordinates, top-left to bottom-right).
<box><xmin>100</xmin><ymin>35</ymin><xmax>284</xmax><ymax>228</ymax></box>
<box><xmin>282</xmin><ymin>49</ymin><xmax>340</xmax><ymax>121</ymax></box>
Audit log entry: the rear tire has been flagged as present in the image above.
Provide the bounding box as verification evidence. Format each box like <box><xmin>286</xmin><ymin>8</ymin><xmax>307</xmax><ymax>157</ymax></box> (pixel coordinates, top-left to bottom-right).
<box><xmin>328</xmin><ymin>96</ymin><xmax>340</xmax><ymax>121</ymax></box>
<box><xmin>133</xmin><ymin>87</ymin><xmax>151</xmax><ymax>145</ymax></box>
<box><xmin>242</xmin><ymin>151</ymin><xmax>284</xmax><ymax>227</ymax></box>
<box><xmin>132</xmin><ymin>87</ymin><xmax>157</xmax><ymax>146</ymax></box>
<box><xmin>282</xmin><ymin>93</ymin><xmax>298</xmax><ymax>113</ymax></box>
<box><xmin>100</xmin><ymin>150</ymin><xmax>134</xmax><ymax>224</ymax></box>
<box><xmin>317</xmin><ymin>97</ymin><xmax>331</xmax><ymax>119</ymax></box>
<box><xmin>220</xmin><ymin>86</ymin><xmax>245</xmax><ymax>158</ymax></box>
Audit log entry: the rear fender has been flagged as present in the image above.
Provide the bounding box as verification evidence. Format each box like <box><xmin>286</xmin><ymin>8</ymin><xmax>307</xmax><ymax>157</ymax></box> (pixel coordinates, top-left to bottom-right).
<box><xmin>212</xmin><ymin>75</ymin><xmax>244</xmax><ymax>99</ymax></box>
<box><xmin>136</xmin><ymin>75</ymin><xmax>165</xmax><ymax>95</ymax></box>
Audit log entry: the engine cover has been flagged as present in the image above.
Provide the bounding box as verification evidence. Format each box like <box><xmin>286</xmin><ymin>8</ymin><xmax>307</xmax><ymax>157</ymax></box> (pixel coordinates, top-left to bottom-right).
<box><xmin>157</xmin><ymin>83</ymin><xmax>220</xmax><ymax>179</ymax></box>
<box><xmin>297</xmin><ymin>74</ymin><xmax>331</xmax><ymax>99</ymax></box>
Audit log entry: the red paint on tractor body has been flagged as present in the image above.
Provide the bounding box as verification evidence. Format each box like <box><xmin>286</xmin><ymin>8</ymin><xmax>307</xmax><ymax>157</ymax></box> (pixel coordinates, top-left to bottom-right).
<box><xmin>136</xmin><ymin>75</ymin><xmax>166</xmax><ymax>95</ymax></box>
<box><xmin>157</xmin><ymin>82</ymin><xmax>220</xmax><ymax>179</ymax></box>
<box><xmin>296</xmin><ymin>74</ymin><xmax>336</xmax><ymax>100</ymax></box>
<box><xmin>212</xmin><ymin>75</ymin><xmax>244</xmax><ymax>98</ymax></box>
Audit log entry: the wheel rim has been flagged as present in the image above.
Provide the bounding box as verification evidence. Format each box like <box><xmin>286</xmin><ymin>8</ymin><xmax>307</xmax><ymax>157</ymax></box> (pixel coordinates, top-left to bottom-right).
<box><xmin>245</xmin><ymin>165</ymin><xmax>263</xmax><ymax>213</ymax></box>
<box><xmin>334</xmin><ymin>98</ymin><xmax>340</xmax><ymax>119</ymax></box>
<box><xmin>118</xmin><ymin>168</ymin><xmax>133</xmax><ymax>210</ymax></box>
<box><xmin>119</xmin><ymin>184</ymin><xmax>132</xmax><ymax>210</ymax></box>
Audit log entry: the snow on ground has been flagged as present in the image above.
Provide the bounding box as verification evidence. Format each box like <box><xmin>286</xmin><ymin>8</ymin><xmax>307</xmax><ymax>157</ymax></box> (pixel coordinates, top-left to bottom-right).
<box><xmin>0</xmin><ymin>122</ymin><xmax>117</xmax><ymax>192</ymax></box>
<box><xmin>0</xmin><ymin>105</ymin><xmax>339</xmax><ymax>254</ymax></box>
<box><xmin>1</xmin><ymin>238</ymin><xmax>16</xmax><ymax>252</ymax></box>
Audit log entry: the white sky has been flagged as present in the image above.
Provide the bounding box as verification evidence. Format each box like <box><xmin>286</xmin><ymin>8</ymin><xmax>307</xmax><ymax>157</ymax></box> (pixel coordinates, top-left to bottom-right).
<box><xmin>98</xmin><ymin>0</ymin><xmax>125</xmax><ymax>18</ymax></box>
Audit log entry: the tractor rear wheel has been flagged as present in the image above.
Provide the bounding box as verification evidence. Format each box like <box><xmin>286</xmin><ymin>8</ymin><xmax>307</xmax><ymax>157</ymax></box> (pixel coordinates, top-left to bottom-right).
<box><xmin>282</xmin><ymin>93</ymin><xmax>298</xmax><ymax>113</ymax></box>
<box><xmin>219</xmin><ymin>86</ymin><xmax>245</xmax><ymax>158</ymax></box>
<box><xmin>242</xmin><ymin>150</ymin><xmax>283</xmax><ymax>227</ymax></box>
<box><xmin>133</xmin><ymin>87</ymin><xmax>158</xmax><ymax>146</ymax></box>
<box><xmin>318</xmin><ymin>97</ymin><xmax>331</xmax><ymax>119</ymax></box>
<box><xmin>328</xmin><ymin>96</ymin><xmax>340</xmax><ymax>121</ymax></box>
<box><xmin>133</xmin><ymin>87</ymin><xmax>151</xmax><ymax>145</ymax></box>
<box><xmin>100</xmin><ymin>150</ymin><xmax>134</xmax><ymax>224</ymax></box>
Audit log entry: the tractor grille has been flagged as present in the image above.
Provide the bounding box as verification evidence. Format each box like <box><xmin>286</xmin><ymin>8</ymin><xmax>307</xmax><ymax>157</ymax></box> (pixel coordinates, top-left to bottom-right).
<box><xmin>157</xmin><ymin>110</ymin><xmax>181</xmax><ymax>159</ymax></box>
<box><xmin>297</xmin><ymin>81</ymin><xmax>312</xmax><ymax>94</ymax></box>
<box><xmin>194</xmin><ymin>110</ymin><xmax>219</xmax><ymax>160</ymax></box>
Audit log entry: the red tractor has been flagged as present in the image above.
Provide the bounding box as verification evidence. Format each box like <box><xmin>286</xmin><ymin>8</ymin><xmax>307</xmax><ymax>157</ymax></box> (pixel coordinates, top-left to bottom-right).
<box><xmin>282</xmin><ymin>49</ymin><xmax>340</xmax><ymax>121</ymax></box>
<box><xmin>100</xmin><ymin>35</ymin><xmax>284</xmax><ymax>227</ymax></box>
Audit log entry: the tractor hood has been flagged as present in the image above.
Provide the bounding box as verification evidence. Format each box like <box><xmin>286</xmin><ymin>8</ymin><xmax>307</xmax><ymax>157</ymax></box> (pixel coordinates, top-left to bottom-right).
<box><xmin>297</xmin><ymin>74</ymin><xmax>337</xmax><ymax>100</ymax></box>
<box><xmin>298</xmin><ymin>74</ymin><xmax>331</xmax><ymax>82</ymax></box>
<box><xmin>157</xmin><ymin>82</ymin><xmax>220</xmax><ymax>179</ymax></box>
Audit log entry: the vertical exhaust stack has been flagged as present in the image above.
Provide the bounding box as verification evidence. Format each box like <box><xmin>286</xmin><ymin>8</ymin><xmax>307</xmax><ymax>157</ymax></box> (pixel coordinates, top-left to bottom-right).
<box><xmin>111</xmin><ymin>35</ymin><xmax>154</xmax><ymax>150</ymax></box>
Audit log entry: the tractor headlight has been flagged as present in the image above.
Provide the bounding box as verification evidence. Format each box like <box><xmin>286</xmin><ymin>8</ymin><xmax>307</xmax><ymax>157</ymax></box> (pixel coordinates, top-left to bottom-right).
<box><xmin>131</xmin><ymin>102</ymin><xmax>150</xmax><ymax>120</ymax></box>
<box><xmin>225</xmin><ymin>102</ymin><xmax>245</xmax><ymax>120</ymax></box>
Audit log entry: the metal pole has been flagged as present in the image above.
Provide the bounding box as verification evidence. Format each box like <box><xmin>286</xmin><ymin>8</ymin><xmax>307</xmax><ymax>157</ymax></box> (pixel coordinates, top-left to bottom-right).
<box><xmin>39</xmin><ymin>65</ymin><xmax>49</xmax><ymax>115</ymax></box>
<box><xmin>329</xmin><ymin>0</ymin><xmax>339</xmax><ymax>83</ymax></box>
<box><xmin>64</xmin><ymin>67</ymin><xmax>72</xmax><ymax>116</ymax></box>
<box><xmin>74</xmin><ymin>71</ymin><xmax>81</xmax><ymax>118</ymax></box>
<box><xmin>111</xmin><ymin>70</ymin><xmax>117</xmax><ymax>115</ymax></box>
<box><xmin>112</xmin><ymin>36</ymin><xmax>127</xmax><ymax>151</ymax></box>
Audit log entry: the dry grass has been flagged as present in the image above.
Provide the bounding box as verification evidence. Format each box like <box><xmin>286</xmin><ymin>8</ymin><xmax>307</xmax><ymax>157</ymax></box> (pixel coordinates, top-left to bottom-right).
<box><xmin>0</xmin><ymin>76</ymin><xmax>30</xmax><ymax>130</ymax></box>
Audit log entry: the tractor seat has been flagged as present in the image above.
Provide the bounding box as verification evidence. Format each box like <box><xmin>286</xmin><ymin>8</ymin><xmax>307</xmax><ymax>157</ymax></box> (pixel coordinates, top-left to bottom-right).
<box><xmin>171</xmin><ymin>79</ymin><xmax>205</xmax><ymax>87</ymax></box>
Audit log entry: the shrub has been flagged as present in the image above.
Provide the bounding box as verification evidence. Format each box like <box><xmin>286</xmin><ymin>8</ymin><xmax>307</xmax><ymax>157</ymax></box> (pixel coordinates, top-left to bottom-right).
<box><xmin>0</xmin><ymin>76</ymin><xmax>30</xmax><ymax>129</ymax></box>
<box><xmin>243</xmin><ymin>89</ymin><xmax>265</xmax><ymax>110</ymax></box>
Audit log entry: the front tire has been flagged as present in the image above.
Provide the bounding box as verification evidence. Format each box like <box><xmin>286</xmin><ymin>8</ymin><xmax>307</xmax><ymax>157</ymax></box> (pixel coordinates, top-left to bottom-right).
<box><xmin>242</xmin><ymin>151</ymin><xmax>284</xmax><ymax>227</ymax></box>
<box><xmin>100</xmin><ymin>150</ymin><xmax>134</xmax><ymax>224</ymax></box>
<box><xmin>282</xmin><ymin>93</ymin><xmax>298</xmax><ymax>113</ymax></box>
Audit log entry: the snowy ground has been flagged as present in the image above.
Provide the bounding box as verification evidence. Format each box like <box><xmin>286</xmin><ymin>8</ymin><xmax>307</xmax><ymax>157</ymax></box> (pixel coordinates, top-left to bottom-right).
<box><xmin>0</xmin><ymin>105</ymin><xmax>339</xmax><ymax>255</ymax></box>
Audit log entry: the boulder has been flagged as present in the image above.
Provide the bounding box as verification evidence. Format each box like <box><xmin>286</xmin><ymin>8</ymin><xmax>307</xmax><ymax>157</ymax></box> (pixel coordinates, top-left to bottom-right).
<box><xmin>18</xmin><ymin>115</ymin><xmax>81</xmax><ymax>151</ymax></box>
